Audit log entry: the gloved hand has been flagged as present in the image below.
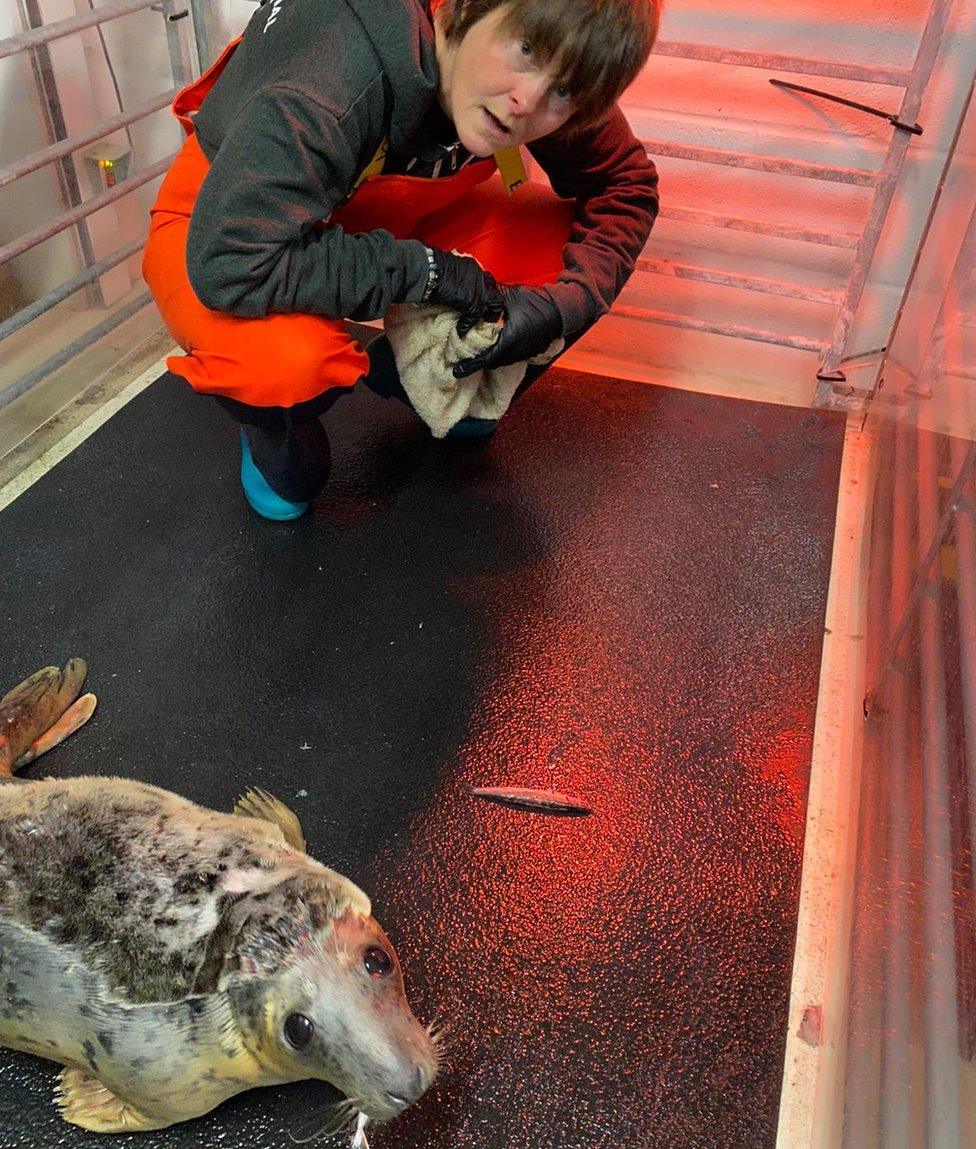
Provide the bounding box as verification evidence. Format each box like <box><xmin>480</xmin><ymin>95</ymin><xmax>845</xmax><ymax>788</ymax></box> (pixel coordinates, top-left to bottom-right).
<box><xmin>451</xmin><ymin>285</ymin><xmax>563</xmax><ymax>379</ymax></box>
<box><xmin>425</xmin><ymin>247</ymin><xmax>504</xmax><ymax>336</ymax></box>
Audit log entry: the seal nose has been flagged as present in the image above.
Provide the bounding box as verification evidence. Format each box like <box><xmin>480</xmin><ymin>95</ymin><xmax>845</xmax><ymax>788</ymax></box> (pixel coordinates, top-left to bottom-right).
<box><xmin>385</xmin><ymin>1066</ymin><xmax>429</xmax><ymax>1110</ymax></box>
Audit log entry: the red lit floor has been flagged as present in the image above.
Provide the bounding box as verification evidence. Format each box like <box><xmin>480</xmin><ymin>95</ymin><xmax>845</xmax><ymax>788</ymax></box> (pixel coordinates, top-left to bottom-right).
<box><xmin>0</xmin><ymin>366</ymin><xmax>844</xmax><ymax>1148</ymax></box>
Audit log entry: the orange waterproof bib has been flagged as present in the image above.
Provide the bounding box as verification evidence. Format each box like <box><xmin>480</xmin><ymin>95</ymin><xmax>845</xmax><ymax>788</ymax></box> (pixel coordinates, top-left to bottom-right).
<box><xmin>143</xmin><ymin>38</ymin><xmax>569</xmax><ymax>408</ymax></box>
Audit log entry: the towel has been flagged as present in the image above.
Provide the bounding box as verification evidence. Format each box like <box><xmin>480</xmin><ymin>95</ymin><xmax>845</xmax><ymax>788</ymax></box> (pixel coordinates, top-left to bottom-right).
<box><xmin>383</xmin><ymin>302</ymin><xmax>564</xmax><ymax>439</ymax></box>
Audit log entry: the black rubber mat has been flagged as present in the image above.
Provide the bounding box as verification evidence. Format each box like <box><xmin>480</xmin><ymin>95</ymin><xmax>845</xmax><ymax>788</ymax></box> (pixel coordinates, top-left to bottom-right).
<box><xmin>0</xmin><ymin>368</ymin><xmax>844</xmax><ymax>1148</ymax></box>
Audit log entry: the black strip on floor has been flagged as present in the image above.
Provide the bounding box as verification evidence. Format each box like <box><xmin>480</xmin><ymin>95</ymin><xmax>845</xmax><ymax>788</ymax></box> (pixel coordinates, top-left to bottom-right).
<box><xmin>0</xmin><ymin>368</ymin><xmax>844</xmax><ymax>1148</ymax></box>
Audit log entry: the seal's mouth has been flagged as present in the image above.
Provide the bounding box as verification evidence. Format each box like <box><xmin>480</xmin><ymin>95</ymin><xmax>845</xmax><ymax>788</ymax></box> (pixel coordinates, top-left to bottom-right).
<box><xmin>340</xmin><ymin>1089</ymin><xmax>413</xmax><ymax>1124</ymax></box>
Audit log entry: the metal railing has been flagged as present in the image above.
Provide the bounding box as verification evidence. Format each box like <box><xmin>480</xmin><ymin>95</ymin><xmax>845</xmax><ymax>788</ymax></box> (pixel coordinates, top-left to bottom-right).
<box><xmin>629</xmin><ymin>3</ymin><xmax>961</xmax><ymax>410</ymax></box>
<box><xmin>0</xmin><ymin>2</ymin><xmax>966</xmax><ymax>426</ymax></box>
<box><xmin>839</xmin><ymin>77</ymin><xmax>976</xmax><ymax>1146</ymax></box>
<box><xmin>0</xmin><ymin>0</ymin><xmax>198</xmax><ymax>421</ymax></box>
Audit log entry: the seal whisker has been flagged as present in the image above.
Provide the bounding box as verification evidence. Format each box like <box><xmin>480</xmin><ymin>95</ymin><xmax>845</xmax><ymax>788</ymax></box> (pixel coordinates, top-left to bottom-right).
<box><xmin>287</xmin><ymin>1096</ymin><xmax>360</xmax><ymax>1144</ymax></box>
<box><xmin>426</xmin><ymin>1013</ymin><xmax>456</xmax><ymax>1065</ymax></box>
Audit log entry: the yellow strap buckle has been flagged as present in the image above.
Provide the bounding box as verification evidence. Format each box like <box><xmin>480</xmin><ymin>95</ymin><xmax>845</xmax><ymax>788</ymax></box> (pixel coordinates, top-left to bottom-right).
<box><xmin>353</xmin><ymin>138</ymin><xmax>527</xmax><ymax>195</ymax></box>
<box><xmin>494</xmin><ymin>146</ymin><xmax>528</xmax><ymax>193</ymax></box>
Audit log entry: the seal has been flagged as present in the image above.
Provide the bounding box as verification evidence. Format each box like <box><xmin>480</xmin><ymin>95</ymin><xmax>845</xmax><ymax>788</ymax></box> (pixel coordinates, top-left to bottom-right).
<box><xmin>0</xmin><ymin>662</ymin><xmax>440</xmax><ymax>1133</ymax></box>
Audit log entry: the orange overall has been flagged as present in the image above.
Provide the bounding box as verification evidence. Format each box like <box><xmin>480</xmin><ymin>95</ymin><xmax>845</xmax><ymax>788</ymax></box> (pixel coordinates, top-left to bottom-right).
<box><xmin>142</xmin><ymin>37</ymin><xmax>576</xmax><ymax>412</ymax></box>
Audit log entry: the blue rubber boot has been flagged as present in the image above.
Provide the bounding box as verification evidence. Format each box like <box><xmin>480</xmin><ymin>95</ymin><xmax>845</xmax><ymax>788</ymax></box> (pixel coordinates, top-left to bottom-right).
<box><xmin>239</xmin><ymin>430</ymin><xmax>310</xmax><ymax>521</ymax></box>
<box><xmin>445</xmin><ymin>416</ymin><xmax>498</xmax><ymax>439</ymax></box>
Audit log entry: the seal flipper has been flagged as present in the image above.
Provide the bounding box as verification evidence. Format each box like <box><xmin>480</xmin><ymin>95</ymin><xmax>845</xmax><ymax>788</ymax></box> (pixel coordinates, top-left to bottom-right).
<box><xmin>1</xmin><ymin>918</ymin><xmax>266</xmax><ymax>1131</ymax></box>
<box><xmin>56</xmin><ymin>1068</ymin><xmax>159</xmax><ymax>1133</ymax></box>
<box><xmin>0</xmin><ymin>659</ymin><xmax>94</xmax><ymax>777</ymax></box>
<box><xmin>233</xmin><ymin>787</ymin><xmax>306</xmax><ymax>851</ymax></box>
<box><xmin>12</xmin><ymin>693</ymin><xmax>97</xmax><ymax>771</ymax></box>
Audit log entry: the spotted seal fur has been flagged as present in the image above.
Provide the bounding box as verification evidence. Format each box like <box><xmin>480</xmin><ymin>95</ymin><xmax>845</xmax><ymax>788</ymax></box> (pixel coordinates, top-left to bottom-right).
<box><xmin>0</xmin><ymin>661</ymin><xmax>439</xmax><ymax>1133</ymax></box>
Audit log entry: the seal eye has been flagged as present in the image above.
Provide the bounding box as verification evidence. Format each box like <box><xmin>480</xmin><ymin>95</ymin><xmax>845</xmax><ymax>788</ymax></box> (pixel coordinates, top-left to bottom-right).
<box><xmin>364</xmin><ymin>945</ymin><xmax>394</xmax><ymax>978</ymax></box>
<box><xmin>283</xmin><ymin>1012</ymin><xmax>314</xmax><ymax>1049</ymax></box>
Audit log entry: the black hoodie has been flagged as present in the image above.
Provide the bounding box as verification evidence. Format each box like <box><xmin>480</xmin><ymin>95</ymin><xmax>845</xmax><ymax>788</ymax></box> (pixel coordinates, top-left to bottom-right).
<box><xmin>186</xmin><ymin>0</ymin><xmax>658</xmax><ymax>337</ymax></box>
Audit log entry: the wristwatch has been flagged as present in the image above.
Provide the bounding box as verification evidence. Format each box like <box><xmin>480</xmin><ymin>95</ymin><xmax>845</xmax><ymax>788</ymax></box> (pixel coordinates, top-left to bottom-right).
<box><xmin>420</xmin><ymin>246</ymin><xmax>438</xmax><ymax>303</ymax></box>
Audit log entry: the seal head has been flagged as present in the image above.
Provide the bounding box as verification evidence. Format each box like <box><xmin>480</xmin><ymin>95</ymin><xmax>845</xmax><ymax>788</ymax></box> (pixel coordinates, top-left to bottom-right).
<box><xmin>229</xmin><ymin>905</ymin><xmax>438</xmax><ymax>1121</ymax></box>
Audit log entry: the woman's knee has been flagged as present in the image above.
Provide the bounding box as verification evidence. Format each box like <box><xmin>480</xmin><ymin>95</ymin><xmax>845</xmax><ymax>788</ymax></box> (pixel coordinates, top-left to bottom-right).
<box><xmin>207</xmin><ymin>319</ymin><xmax>369</xmax><ymax>407</ymax></box>
<box><xmin>421</xmin><ymin>175</ymin><xmax>573</xmax><ymax>285</ymax></box>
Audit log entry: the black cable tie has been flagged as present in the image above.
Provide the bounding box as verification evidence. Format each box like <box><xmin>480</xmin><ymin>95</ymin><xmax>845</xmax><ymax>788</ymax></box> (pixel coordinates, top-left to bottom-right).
<box><xmin>838</xmin><ymin>346</ymin><xmax>887</xmax><ymax>367</ymax></box>
<box><xmin>168</xmin><ymin>9</ymin><xmax>189</xmax><ymax>19</ymax></box>
<box><xmin>770</xmin><ymin>78</ymin><xmax>923</xmax><ymax>136</ymax></box>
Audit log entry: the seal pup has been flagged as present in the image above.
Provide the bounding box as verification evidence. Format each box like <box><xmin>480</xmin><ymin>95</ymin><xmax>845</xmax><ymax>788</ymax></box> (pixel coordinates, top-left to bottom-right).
<box><xmin>0</xmin><ymin>661</ymin><xmax>439</xmax><ymax>1133</ymax></box>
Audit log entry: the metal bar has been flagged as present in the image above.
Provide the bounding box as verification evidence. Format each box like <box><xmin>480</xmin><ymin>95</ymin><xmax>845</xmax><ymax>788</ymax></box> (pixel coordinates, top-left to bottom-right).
<box><xmin>841</xmin><ymin>750</ymin><xmax>885</xmax><ymax>1145</ymax></box>
<box><xmin>878</xmin><ymin>418</ymin><xmax>915</xmax><ymax>1149</ymax></box>
<box><xmin>18</xmin><ymin>0</ymin><xmax>98</xmax><ymax>298</ymax></box>
<box><xmin>650</xmin><ymin>39</ymin><xmax>912</xmax><ymax>87</ymax></box>
<box><xmin>0</xmin><ymin>156</ymin><xmax>173</xmax><ymax>269</ymax></box>
<box><xmin>770</xmin><ymin>78</ymin><xmax>923</xmax><ymax>135</ymax></box>
<box><xmin>871</xmin><ymin>77</ymin><xmax>976</xmax><ymax>403</ymax></box>
<box><xmin>815</xmin><ymin>0</ymin><xmax>956</xmax><ymax>400</ymax></box>
<box><xmin>843</xmin><ymin>422</ymin><xmax>903</xmax><ymax>1149</ymax></box>
<box><xmin>0</xmin><ymin>0</ymin><xmax>158</xmax><ymax>61</ymax></box>
<box><xmin>0</xmin><ymin>291</ymin><xmax>153</xmax><ymax>413</ymax></box>
<box><xmin>0</xmin><ymin>91</ymin><xmax>177</xmax><ymax>191</ymax></box>
<box><xmin>663</xmin><ymin>204</ymin><xmax>860</xmax><ymax>249</ymax></box>
<box><xmin>916</xmin><ymin>192</ymin><xmax>976</xmax><ymax>393</ymax></box>
<box><xmin>915</xmin><ymin>425</ymin><xmax>962</xmax><ymax>1146</ymax></box>
<box><xmin>0</xmin><ymin>236</ymin><xmax>145</xmax><ymax>343</ymax></box>
<box><xmin>949</xmin><ymin>434</ymin><xmax>976</xmax><ymax>911</ymax></box>
<box><xmin>842</xmin><ymin>538</ymin><xmax>889</xmax><ymax>1148</ymax></box>
<box><xmin>642</xmin><ymin>138</ymin><xmax>877</xmax><ymax>186</ymax></box>
<box><xmin>947</xmin><ymin>362</ymin><xmax>976</xmax><ymax>381</ymax></box>
<box><xmin>159</xmin><ymin>0</ymin><xmax>194</xmax><ymax>90</ymax></box>
<box><xmin>611</xmin><ymin>303</ymin><xmax>822</xmax><ymax>352</ymax></box>
<box><xmin>874</xmin><ymin>443</ymin><xmax>976</xmax><ymax>692</ymax></box>
<box><xmin>186</xmin><ymin>0</ymin><xmax>215</xmax><ymax>70</ymax></box>
<box><xmin>635</xmin><ymin>256</ymin><xmax>842</xmax><ymax>304</ymax></box>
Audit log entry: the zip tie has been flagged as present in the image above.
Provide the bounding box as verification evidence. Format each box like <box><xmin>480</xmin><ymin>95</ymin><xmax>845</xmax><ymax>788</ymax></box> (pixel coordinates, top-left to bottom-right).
<box><xmin>770</xmin><ymin>78</ymin><xmax>923</xmax><ymax>136</ymax></box>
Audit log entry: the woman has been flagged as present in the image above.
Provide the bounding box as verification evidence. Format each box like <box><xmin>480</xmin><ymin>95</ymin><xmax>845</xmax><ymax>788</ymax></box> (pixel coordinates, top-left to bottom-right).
<box><xmin>143</xmin><ymin>0</ymin><xmax>660</xmax><ymax>519</ymax></box>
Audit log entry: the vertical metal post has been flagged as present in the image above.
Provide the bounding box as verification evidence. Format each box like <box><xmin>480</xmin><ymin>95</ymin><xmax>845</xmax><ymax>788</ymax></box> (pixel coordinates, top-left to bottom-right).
<box><xmin>916</xmin><ymin>197</ymin><xmax>976</xmax><ymax>397</ymax></box>
<box><xmin>841</xmin><ymin>572</ymin><xmax>886</xmax><ymax>1148</ymax></box>
<box><xmin>842</xmin><ymin>425</ymin><xmax>896</xmax><ymax>1149</ymax></box>
<box><xmin>814</xmin><ymin>0</ymin><xmax>955</xmax><ymax>406</ymax></box>
<box><xmin>187</xmin><ymin>0</ymin><xmax>216</xmax><ymax>72</ymax></box>
<box><xmin>948</xmin><ymin>433</ymin><xmax>976</xmax><ymax>898</ymax></box>
<box><xmin>870</xmin><ymin>76</ymin><xmax>976</xmax><ymax>403</ymax></box>
<box><xmin>158</xmin><ymin>0</ymin><xmax>195</xmax><ymax>91</ymax></box>
<box><xmin>879</xmin><ymin>418</ymin><xmax>915</xmax><ymax>1149</ymax></box>
<box><xmin>16</xmin><ymin>0</ymin><xmax>99</xmax><ymax>302</ymax></box>
<box><xmin>916</xmin><ymin>425</ymin><xmax>962</xmax><ymax>1146</ymax></box>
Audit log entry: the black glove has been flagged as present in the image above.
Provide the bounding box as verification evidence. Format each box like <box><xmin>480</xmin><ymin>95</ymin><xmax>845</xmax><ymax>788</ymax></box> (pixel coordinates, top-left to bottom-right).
<box><xmin>451</xmin><ymin>285</ymin><xmax>563</xmax><ymax>379</ymax></box>
<box><xmin>425</xmin><ymin>247</ymin><xmax>504</xmax><ymax>335</ymax></box>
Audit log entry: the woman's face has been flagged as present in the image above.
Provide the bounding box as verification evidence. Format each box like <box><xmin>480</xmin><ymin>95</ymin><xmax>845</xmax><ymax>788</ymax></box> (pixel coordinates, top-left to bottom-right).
<box><xmin>435</xmin><ymin>5</ymin><xmax>578</xmax><ymax>156</ymax></box>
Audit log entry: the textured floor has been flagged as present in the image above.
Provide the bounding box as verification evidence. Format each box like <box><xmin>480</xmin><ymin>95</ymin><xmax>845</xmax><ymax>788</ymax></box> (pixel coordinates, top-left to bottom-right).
<box><xmin>0</xmin><ymin>368</ymin><xmax>844</xmax><ymax>1148</ymax></box>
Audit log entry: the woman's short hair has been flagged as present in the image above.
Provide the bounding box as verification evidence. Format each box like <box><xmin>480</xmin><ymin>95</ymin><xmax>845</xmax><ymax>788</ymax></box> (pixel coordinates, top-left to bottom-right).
<box><xmin>439</xmin><ymin>0</ymin><xmax>660</xmax><ymax>125</ymax></box>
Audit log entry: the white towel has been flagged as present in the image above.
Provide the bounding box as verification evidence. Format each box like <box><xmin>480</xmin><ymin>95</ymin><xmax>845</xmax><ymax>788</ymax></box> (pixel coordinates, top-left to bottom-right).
<box><xmin>383</xmin><ymin>302</ymin><xmax>564</xmax><ymax>439</ymax></box>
